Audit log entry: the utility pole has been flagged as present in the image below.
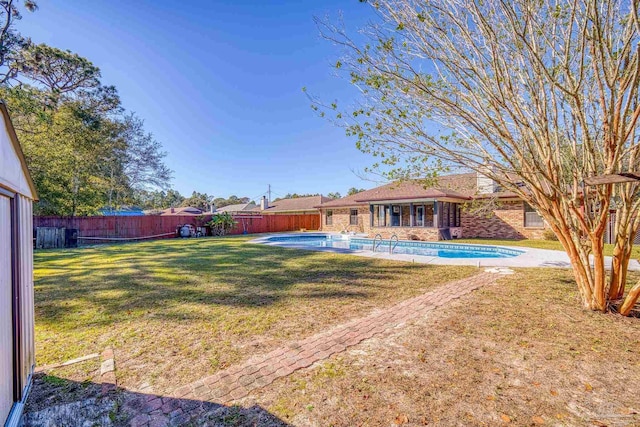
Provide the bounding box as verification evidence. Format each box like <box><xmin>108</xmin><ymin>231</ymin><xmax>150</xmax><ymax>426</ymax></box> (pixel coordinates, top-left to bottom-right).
<box><xmin>268</xmin><ymin>184</ymin><xmax>271</xmax><ymax>204</ymax></box>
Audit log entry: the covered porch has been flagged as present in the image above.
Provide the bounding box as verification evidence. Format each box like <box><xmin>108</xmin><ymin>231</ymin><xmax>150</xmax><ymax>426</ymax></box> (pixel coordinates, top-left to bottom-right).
<box><xmin>368</xmin><ymin>200</ymin><xmax>463</xmax><ymax>240</ymax></box>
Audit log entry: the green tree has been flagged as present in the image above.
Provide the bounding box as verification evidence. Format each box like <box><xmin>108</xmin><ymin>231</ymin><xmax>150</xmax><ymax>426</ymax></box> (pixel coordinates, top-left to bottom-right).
<box><xmin>12</xmin><ymin>43</ymin><xmax>100</xmax><ymax>104</ymax></box>
<box><xmin>161</xmin><ymin>189</ymin><xmax>184</xmax><ymax>209</ymax></box>
<box><xmin>133</xmin><ymin>189</ymin><xmax>184</xmax><ymax>211</ymax></box>
<box><xmin>347</xmin><ymin>187</ymin><xmax>365</xmax><ymax>196</ymax></box>
<box><xmin>181</xmin><ymin>191</ymin><xmax>212</xmax><ymax>211</ymax></box>
<box><xmin>275</xmin><ymin>193</ymin><xmax>320</xmax><ymax>201</ymax></box>
<box><xmin>319</xmin><ymin>0</ymin><xmax>640</xmax><ymax>314</ymax></box>
<box><xmin>0</xmin><ymin>39</ymin><xmax>172</xmax><ymax>216</ymax></box>
<box><xmin>26</xmin><ymin>99</ymin><xmax>116</xmax><ymax>215</ymax></box>
<box><xmin>2</xmin><ymin>47</ymin><xmax>171</xmax><ymax>215</ymax></box>
<box><xmin>213</xmin><ymin>195</ymin><xmax>252</xmax><ymax>207</ymax></box>
<box><xmin>0</xmin><ymin>0</ymin><xmax>37</xmax><ymax>84</ymax></box>
<box><xmin>326</xmin><ymin>192</ymin><xmax>341</xmax><ymax>199</ymax></box>
<box><xmin>114</xmin><ymin>114</ymin><xmax>172</xmax><ymax>204</ymax></box>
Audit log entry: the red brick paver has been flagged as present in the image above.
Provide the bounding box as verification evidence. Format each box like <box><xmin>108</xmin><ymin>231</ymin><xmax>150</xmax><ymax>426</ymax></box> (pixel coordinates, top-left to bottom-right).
<box><xmin>170</xmin><ymin>272</ymin><xmax>497</xmax><ymax>406</ymax></box>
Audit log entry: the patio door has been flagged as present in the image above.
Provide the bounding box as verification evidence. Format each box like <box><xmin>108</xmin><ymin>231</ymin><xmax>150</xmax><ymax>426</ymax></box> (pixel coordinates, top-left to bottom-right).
<box><xmin>0</xmin><ymin>194</ymin><xmax>14</xmax><ymax>423</ymax></box>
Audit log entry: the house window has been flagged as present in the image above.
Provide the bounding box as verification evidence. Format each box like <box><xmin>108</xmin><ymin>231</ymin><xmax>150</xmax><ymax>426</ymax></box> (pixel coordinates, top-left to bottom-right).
<box><xmin>350</xmin><ymin>209</ymin><xmax>358</xmax><ymax>225</ymax></box>
<box><xmin>401</xmin><ymin>205</ymin><xmax>411</xmax><ymax>227</ymax></box>
<box><xmin>442</xmin><ymin>202</ymin><xmax>451</xmax><ymax>227</ymax></box>
<box><xmin>453</xmin><ymin>203</ymin><xmax>461</xmax><ymax>227</ymax></box>
<box><xmin>373</xmin><ymin>205</ymin><xmax>386</xmax><ymax>227</ymax></box>
<box><xmin>415</xmin><ymin>205</ymin><xmax>424</xmax><ymax>227</ymax></box>
<box><xmin>326</xmin><ymin>210</ymin><xmax>333</xmax><ymax>225</ymax></box>
<box><xmin>390</xmin><ymin>205</ymin><xmax>401</xmax><ymax>226</ymax></box>
<box><xmin>449</xmin><ymin>203</ymin><xmax>455</xmax><ymax>227</ymax></box>
<box><xmin>524</xmin><ymin>203</ymin><xmax>544</xmax><ymax>228</ymax></box>
<box><xmin>376</xmin><ymin>205</ymin><xmax>386</xmax><ymax>227</ymax></box>
<box><xmin>425</xmin><ymin>204</ymin><xmax>434</xmax><ymax>227</ymax></box>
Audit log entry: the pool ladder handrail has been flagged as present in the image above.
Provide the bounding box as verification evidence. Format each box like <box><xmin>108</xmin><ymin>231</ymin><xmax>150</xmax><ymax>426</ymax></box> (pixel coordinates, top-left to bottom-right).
<box><xmin>372</xmin><ymin>233</ymin><xmax>383</xmax><ymax>252</ymax></box>
<box><xmin>389</xmin><ymin>234</ymin><xmax>399</xmax><ymax>254</ymax></box>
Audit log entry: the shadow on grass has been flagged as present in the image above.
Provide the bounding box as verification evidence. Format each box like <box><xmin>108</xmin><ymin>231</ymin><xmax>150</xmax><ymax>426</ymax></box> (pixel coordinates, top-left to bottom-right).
<box><xmin>34</xmin><ymin>236</ymin><xmax>451</xmax><ymax>327</ymax></box>
<box><xmin>24</xmin><ymin>373</ymin><xmax>291</xmax><ymax>427</ymax></box>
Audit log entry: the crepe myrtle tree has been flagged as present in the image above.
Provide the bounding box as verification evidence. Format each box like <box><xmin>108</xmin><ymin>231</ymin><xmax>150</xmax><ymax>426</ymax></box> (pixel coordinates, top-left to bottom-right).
<box><xmin>312</xmin><ymin>0</ymin><xmax>640</xmax><ymax>314</ymax></box>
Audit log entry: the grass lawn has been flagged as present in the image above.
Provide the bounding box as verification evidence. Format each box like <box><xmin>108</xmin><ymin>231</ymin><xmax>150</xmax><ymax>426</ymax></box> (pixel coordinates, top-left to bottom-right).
<box><xmin>255</xmin><ymin>268</ymin><xmax>640</xmax><ymax>426</ymax></box>
<box><xmin>34</xmin><ymin>235</ymin><xmax>476</xmax><ymax>393</ymax></box>
<box><xmin>456</xmin><ymin>238</ymin><xmax>640</xmax><ymax>259</ymax></box>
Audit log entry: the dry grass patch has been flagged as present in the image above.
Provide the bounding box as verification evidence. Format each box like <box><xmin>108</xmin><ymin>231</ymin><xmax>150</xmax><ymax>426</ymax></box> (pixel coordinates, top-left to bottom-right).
<box><xmin>34</xmin><ymin>235</ymin><xmax>475</xmax><ymax>393</ymax></box>
<box><xmin>251</xmin><ymin>269</ymin><xmax>640</xmax><ymax>426</ymax></box>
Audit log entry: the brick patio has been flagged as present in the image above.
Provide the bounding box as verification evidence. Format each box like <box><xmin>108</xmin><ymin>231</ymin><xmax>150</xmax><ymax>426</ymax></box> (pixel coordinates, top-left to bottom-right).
<box><xmin>120</xmin><ymin>271</ymin><xmax>498</xmax><ymax>426</ymax></box>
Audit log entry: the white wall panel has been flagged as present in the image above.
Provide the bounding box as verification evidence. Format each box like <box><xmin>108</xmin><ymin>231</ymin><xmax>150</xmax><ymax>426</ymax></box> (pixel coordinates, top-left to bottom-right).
<box><xmin>19</xmin><ymin>195</ymin><xmax>34</xmax><ymax>386</ymax></box>
<box><xmin>0</xmin><ymin>195</ymin><xmax>13</xmax><ymax>423</ymax></box>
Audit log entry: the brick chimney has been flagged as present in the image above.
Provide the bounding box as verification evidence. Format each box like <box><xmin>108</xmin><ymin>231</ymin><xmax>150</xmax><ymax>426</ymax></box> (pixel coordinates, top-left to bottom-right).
<box><xmin>476</xmin><ymin>167</ymin><xmax>497</xmax><ymax>194</ymax></box>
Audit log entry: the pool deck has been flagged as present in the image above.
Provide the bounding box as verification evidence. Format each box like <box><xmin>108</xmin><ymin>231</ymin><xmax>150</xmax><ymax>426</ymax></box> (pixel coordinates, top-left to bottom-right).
<box><xmin>250</xmin><ymin>233</ymin><xmax>640</xmax><ymax>270</ymax></box>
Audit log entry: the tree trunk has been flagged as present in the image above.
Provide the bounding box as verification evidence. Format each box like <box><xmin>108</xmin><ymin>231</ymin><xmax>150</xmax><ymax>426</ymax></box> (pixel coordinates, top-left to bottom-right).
<box><xmin>609</xmin><ymin>238</ymin><xmax>632</xmax><ymax>300</ymax></box>
<box><xmin>620</xmin><ymin>283</ymin><xmax>640</xmax><ymax>316</ymax></box>
<box><xmin>590</xmin><ymin>235</ymin><xmax>607</xmax><ymax>311</ymax></box>
<box><xmin>544</xmin><ymin>198</ymin><xmax>609</xmax><ymax>312</ymax></box>
<box><xmin>608</xmin><ymin>201</ymin><xmax>640</xmax><ymax>306</ymax></box>
<box><xmin>548</xmin><ymin>216</ymin><xmax>595</xmax><ymax>308</ymax></box>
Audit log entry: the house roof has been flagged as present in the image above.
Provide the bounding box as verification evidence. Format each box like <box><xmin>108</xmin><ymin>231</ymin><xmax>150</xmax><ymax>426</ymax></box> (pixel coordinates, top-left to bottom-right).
<box><xmin>215</xmin><ymin>202</ymin><xmax>256</xmax><ymax>213</ymax></box>
<box><xmin>318</xmin><ymin>172</ymin><xmax>519</xmax><ymax>208</ymax></box>
<box><xmin>251</xmin><ymin>195</ymin><xmax>329</xmax><ymax>213</ymax></box>
<box><xmin>159</xmin><ymin>206</ymin><xmax>204</xmax><ymax>216</ymax></box>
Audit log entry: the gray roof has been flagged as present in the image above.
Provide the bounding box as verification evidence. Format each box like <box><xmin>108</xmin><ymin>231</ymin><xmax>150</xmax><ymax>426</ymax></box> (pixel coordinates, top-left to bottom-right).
<box><xmin>215</xmin><ymin>202</ymin><xmax>256</xmax><ymax>213</ymax></box>
<box><xmin>250</xmin><ymin>195</ymin><xmax>329</xmax><ymax>213</ymax></box>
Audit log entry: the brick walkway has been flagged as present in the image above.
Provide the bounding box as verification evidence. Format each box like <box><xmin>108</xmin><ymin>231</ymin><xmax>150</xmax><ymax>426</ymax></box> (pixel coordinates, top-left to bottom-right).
<box><xmin>166</xmin><ymin>272</ymin><xmax>491</xmax><ymax>399</ymax></box>
<box><xmin>122</xmin><ymin>272</ymin><xmax>498</xmax><ymax>426</ymax></box>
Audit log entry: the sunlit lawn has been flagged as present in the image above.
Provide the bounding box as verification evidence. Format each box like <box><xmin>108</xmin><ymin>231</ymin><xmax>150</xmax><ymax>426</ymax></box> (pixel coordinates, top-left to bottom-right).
<box><xmin>34</xmin><ymin>235</ymin><xmax>476</xmax><ymax>392</ymax></box>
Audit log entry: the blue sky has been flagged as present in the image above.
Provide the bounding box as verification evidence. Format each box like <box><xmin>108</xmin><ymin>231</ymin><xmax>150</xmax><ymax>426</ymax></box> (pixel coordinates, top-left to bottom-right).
<box><xmin>16</xmin><ymin>0</ymin><xmax>381</xmax><ymax>201</ymax></box>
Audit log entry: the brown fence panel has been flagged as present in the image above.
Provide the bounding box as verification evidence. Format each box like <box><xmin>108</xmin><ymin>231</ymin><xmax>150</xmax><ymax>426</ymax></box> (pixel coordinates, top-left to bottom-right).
<box><xmin>227</xmin><ymin>213</ymin><xmax>319</xmax><ymax>235</ymax></box>
<box><xmin>34</xmin><ymin>215</ymin><xmax>214</xmax><ymax>240</ymax></box>
<box><xmin>33</xmin><ymin>213</ymin><xmax>320</xmax><ymax>243</ymax></box>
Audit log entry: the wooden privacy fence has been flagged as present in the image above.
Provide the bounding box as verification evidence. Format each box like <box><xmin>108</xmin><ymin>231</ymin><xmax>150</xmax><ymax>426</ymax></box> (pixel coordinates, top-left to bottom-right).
<box><xmin>33</xmin><ymin>213</ymin><xmax>320</xmax><ymax>244</ymax></box>
<box><xmin>230</xmin><ymin>214</ymin><xmax>320</xmax><ymax>235</ymax></box>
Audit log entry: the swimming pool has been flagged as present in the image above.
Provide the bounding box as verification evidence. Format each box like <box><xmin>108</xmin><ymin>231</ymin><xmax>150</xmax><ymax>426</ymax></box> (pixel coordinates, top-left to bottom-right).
<box><xmin>262</xmin><ymin>234</ymin><xmax>524</xmax><ymax>259</ymax></box>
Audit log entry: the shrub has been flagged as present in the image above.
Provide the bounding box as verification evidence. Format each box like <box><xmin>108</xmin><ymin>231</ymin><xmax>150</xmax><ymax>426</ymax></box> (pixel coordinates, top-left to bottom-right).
<box><xmin>207</xmin><ymin>213</ymin><xmax>237</xmax><ymax>236</ymax></box>
<box><xmin>542</xmin><ymin>229</ymin><xmax>558</xmax><ymax>241</ymax></box>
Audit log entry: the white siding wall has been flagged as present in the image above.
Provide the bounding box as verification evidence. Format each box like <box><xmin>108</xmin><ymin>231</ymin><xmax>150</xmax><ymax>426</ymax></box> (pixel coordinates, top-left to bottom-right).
<box><xmin>0</xmin><ymin>104</ymin><xmax>35</xmax><ymax>425</ymax></box>
<box><xmin>18</xmin><ymin>195</ymin><xmax>34</xmax><ymax>388</ymax></box>
<box><xmin>0</xmin><ymin>195</ymin><xmax>13</xmax><ymax>423</ymax></box>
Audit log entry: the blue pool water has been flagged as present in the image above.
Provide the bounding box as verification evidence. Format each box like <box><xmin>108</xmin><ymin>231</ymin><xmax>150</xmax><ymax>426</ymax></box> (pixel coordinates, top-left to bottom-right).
<box><xmin>264</xmin><ymin>234</ymin><xmax>524</xmax><ymax>259</ymax></box>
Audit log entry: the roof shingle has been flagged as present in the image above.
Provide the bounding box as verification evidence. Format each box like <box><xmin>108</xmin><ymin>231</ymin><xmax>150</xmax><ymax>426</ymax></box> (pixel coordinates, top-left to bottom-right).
<box><xmin>159</xmin><ymin>206</ymin><xmax>204</xmax><ymax>216</ymax></box>
<box><xmin>215</xmin><ymin>202</ymin><xmax>256</xmax><ymax>213</ymax></box>
<box><xmin>318</xmin><ymin>172</ymin><xmax>519</xmax><ymax>208</ymax></box>
<box><xmin>251</xmin><ymin>195</ymin><xmax>329</xmax><ymax>213</ymax></box>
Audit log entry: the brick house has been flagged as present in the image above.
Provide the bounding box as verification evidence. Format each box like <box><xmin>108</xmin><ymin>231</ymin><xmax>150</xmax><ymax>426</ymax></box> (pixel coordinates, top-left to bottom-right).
<box><xmin>317</xmin><ymin>172</ymin><xmax>548</xmax><ymax>241</ymax></box>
